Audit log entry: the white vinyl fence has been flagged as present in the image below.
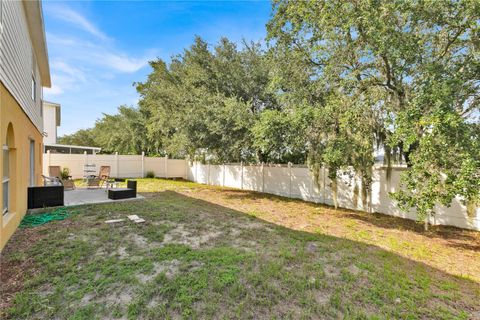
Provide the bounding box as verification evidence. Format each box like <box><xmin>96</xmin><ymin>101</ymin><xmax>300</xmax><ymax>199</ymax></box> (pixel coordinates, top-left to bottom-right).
<box><xmin>187</xmin><ymin>162</ymin><xmax>480</xmax><ymax>231</ymax></box>
<box><xmin>43</xmin><ymin>151</ymin><xmax>187</xmax><ymax>179</ymax></box>
<box><xmin>42</xmin><ymin>152</ymin><xmax>479</xmax><ymax>231</ymax></box>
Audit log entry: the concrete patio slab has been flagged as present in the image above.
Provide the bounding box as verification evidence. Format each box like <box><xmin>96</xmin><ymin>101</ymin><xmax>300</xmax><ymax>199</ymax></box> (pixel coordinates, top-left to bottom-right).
<box><xmin>64</xmin><ymin>188</ymin><xmax>144</xmax><ymax>206</ymax></box>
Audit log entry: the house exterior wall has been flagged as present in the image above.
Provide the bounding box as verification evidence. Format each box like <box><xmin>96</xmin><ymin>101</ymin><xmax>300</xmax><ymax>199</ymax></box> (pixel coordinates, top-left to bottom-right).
<box><xmin>43</xmin><ymin>104</ymin><xmax>57</xmax><ymax>144</ymax></box>
<box><xmin>1</xmin><ymin>83</ymin><xmax>43</xmax><ymax>250</ymax></box>
<box><xmin>0</xmin><ymin>0</ymin><xmax>49</xmax><ymax>251</ymax></box>
<box><xmin>0</xmin><ymin>0</ymin><xmax>44</xmax><ymax>133</ymax></box>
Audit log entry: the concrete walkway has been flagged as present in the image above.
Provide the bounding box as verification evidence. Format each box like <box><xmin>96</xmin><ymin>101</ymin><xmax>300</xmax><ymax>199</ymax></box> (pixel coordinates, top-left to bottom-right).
<box><xmin>64</xmin><ymin>188</ymin><xmax>144</xmax><ymax>206</ymax></box>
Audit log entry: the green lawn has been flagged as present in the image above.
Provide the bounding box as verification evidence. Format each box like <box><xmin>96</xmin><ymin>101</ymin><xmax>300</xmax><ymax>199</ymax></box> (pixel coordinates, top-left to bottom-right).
<box><xmin>2</xmin><ymin>179</ymin><xmax>479</xmax><ymax>319</ymax></box>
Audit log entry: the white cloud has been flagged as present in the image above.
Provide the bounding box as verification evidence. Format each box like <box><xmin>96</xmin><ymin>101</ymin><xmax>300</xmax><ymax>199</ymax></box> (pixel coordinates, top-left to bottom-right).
<box><xmin>43</xmin><ymin>3</ymin><xmax>156</xmax><ymax>122</ymax></box>
<box><xmin>52</xmin><ymin>61</ymin><xmax>87</xmax><ymax>82</ymax></box>
<box><xmin>47</xmin><ymin>33</ymin><xmax>153</xmax><ymax>74</ymax></box>
<box><xmin>92</xmin><ymin>52</ymin><xmax>149</xmax><ymax>73</ymax></box>
<box><xmin>45</xmin><ymin>5</ymin><xmax>109</xmax><ymax>41</ymax></box>
<box><xmin>44</xmin><ymin>83</ymin><xmax>63</xmax><ymax>96</ymax></box>
<box><xmin>43</xmin><ymin>60</ymin><xmax>88</xmax><ymax>95</ymax></box>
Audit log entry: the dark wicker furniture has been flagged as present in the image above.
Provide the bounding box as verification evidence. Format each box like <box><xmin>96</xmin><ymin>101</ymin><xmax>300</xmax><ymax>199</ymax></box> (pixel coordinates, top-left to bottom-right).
<box><xmin>28</xmin><ymin>185</ymin><xmax>64</xmax><ymax>209</ymax></box>
<box><xmin>107</xmin><ymin>180</ymin><xmax>137</xmax><ymax>200</ymax></box>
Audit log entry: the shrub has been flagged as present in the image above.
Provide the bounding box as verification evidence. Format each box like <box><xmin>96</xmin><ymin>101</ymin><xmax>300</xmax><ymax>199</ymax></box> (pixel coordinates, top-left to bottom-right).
<box><xmin>61</xmin><ymin>167</ymin><xmax>70</xmax><ymax>179</ymax></box>
<box><xmin>145</xmin><ymin>171</ymin><xmax>155</xmax><ymax>178</ymax></box>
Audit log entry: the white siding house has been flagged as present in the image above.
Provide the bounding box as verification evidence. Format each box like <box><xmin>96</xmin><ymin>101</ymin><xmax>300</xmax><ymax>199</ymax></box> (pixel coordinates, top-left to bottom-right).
<box><xmin>42</xmin><ymin>101</ymin><xmax>102</xmax><ymax>155</ymax></box>
<box><xmin>0</xmin><ymin>0</ymin><xmax>50</xmax><ymax>132</ymax></box>
<box><xmin>1</xmin><ymin>0</ymin><xmax>51</xmax><ymax>250</ymax></box>
<box><xmin>42</xmin><ymin>101</ymin><xmax>60</xmax><ymax>144</ymax></box>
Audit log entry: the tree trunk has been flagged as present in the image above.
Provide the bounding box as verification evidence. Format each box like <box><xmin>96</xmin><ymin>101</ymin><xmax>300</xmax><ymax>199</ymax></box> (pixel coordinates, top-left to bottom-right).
<box><xmin>424</xmin><ymin>212</ymin><xmax>430</xmax><ymax>231</ymax></box>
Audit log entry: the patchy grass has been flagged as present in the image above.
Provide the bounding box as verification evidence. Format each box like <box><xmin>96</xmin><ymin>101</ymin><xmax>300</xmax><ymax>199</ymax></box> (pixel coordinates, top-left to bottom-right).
<box><xmin>2</xmin><ymin>178</ymin><xmax>479</xmax><ymax>319</ymax></box>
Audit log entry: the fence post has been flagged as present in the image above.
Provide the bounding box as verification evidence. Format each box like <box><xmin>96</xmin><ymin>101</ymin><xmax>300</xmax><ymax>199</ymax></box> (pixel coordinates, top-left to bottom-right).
<box><xmin>261</xmin><ymin>162</ymin><xmax>265</xmax><ymax>193</ymax></box>
<box><xmin>164</xmin><ymin>155</ymin><xmax>168</xmax><ymax>179</ymax></box>
<box><xmin>46</xmin><ymin>149</ymin><xmax>51</xmax><ymax>169</ymax></box>
<box><xmin>241</xmin><ymin>162</ymin><xmax>244</xmax><ymax>190</ymax></box>
<box><xmin>115</xmin><ymin>152</ymin><xmax>119</xmax><ymax>178</ymax></box>
<box><xmin>222</xmin><ymin>164</ymin><xmax>226</xmax><ymax>187</ymax></box>
<box><xmin>195</xmin><ymin>161</ymin><xmax>198</xmax><ymax>182</ymax></box>
<box><xmin>288</xmin><ymin>162</ymin><xmax>292</xmax><ymax>198</ymax></box>
<box><xmin>83</xmin><ymin>151</ymin><xmax>88</xmax><ymax>179</ymax></box>
<box><xmin>141</xmin><ymin>151</ymin><xmax>145</xmax><ymax>178</ymax></box>
<box><xmin>206</xmin><ymin>163</ymin><xmax>210</xmax><ymax>185</ymax></box>
<box><xmin>185</xmin><ymin>159</ymin><xmax>188</xmax><ymax>180</ymax></box>
<box><xmin>322</xmin><ymin>166</ymin><xmax>326</xmax><ymax>204</ymax></box>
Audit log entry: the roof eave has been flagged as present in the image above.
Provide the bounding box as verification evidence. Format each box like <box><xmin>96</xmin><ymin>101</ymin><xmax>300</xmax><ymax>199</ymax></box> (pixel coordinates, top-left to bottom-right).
<box><xmin>22</xmin><ymin>0</ymin><xmax>51</xmax><ymax>88</ymax></box>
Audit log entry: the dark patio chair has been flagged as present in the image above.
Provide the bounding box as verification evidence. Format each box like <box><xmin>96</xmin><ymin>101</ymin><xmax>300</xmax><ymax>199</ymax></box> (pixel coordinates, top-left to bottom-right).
<box><xmin>87</xmin><ymin>166</ymin><xmax>111</xmax><ymax>188</ymax></box>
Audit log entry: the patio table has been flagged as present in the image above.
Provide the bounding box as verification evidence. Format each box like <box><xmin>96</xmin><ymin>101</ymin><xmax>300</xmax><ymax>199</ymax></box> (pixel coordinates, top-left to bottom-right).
<box><xmin>105</xmin><ymin>180</ymin><xmax>119</xmax><ymax>189</ymax></box>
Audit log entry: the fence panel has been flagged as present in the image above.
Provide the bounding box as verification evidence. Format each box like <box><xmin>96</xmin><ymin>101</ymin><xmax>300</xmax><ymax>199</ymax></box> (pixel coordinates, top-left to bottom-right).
<box><xmin>43</xmin><ymin>153</ymin><xmax>85</xmax><ymax>178</ymax></box>
<box><xmin>290</xmin><ymin>167</ymin><xmax>320</xmax><ymax>203</ymax></box>
<box><xmin>264</xmin><ymin>166</ymin><xmax>289</xmax><ymax>197</ymax></box>
<box><xmin>187</xmin><ymin>162</ymin><xmax>479</xmax><ymax>231</ymax></box>
<box><xmin>117</xmin><ymin>155</ymin><xmax>142</xmax><ymax>178</ymax></box>
<box><xmin>44</xmin><ymin>153</ymin><xmax>186</xmax><ymax>179</ymax></box>
<box><xmin>144</xmin><ymin>157</ymin><xmax>166</xmax><ymax>177</ymax></box>
<box><xmin>186</xmin><ymin>162</ymin><xmax>195</xmax><ymax>181</ymax></box>
<box><xmin>208</xmin><ymin>165</ymin><xmax>223</xmax><ymax>185</ymax></box>
<box><xmin>87</xmin><ymin>154</ymin><xmax>117</xmax><ymax>177</ymax></box>
<box><xmin>224</xmin><ymin>165</ymin><xmax>242</xmax><ymax>189</ymax></box>
<box><xmin>42</xmin><ymin>153</ymin><xmax>480</xmax><ymax>231</ymax></box>
<box><xmin>166</xmin><ymin>159</ymin><xmax>186</xmax><ymax>178</ymax></box>
<box><xmin>243</xmin><ymin>165</ymin><xmax>263</xmax><ymax>192</ymax></box>
<box><xmin>195</xmin><ymin>164</ymin><xmax>209</xmax><ymax>184</ymax></box>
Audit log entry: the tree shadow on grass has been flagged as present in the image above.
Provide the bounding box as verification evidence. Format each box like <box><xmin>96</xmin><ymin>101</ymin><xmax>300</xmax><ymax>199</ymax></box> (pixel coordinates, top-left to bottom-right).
<box><xmin>153</xmin><ymin>191</ymin><xmax>480</xmax><ymax>318</ymax></box>
<box><xmin>218</xmin><ymin>188</ymin><xmax>480</xmax><ymax>251</ymax></box>
<box><xmin>2</xmin><ymin>190</ymin><xmax>480</xmax><ymax>319</ymax></box>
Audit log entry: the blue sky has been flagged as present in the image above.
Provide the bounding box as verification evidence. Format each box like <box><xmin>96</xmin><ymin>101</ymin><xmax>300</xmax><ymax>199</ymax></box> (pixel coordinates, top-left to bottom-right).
<box><xmin>42</xmin><ymin>1</ymin><xmax>271</xmax><ymax>136</ymax></box>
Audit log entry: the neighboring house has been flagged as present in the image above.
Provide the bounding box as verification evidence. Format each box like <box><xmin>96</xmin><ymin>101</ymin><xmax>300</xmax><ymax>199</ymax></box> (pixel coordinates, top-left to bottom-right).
<box><xmin>42</xmin><ymin>101</ymin><xmax>101</xmax><ymax>154</ymax></box>
<box><xmin>0</xmin><ymin>0</ymin><xmax>51</xmax><ymax>250</ymax></box>
<box><xmin>42</xmin><ymin>101</ymin><xmax>60</xmax><ymax>144</ymax></box>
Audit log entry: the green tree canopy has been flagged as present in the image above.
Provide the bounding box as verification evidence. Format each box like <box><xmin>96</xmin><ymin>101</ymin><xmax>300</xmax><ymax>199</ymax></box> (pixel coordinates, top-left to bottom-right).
<box><xmin>136</xmin><ymin>36</ymin><xmax>296</xmax><ymax>162</ymax></box>
<box><xmin>267</xmin><ymin>0</ymin><xmax>480</xmax><ymax>225</ymax></box>
<box><xmin>58</xmin><ymin>105</ymin><xmax>149</xmax><ymax>155</ymax></box>
<box><xmin>58</xmin><ymin>129</ymin><xmax>98</xmax><ymax>147</ymax></box>
<box><xmin>93</xmin><ymin>105</ymin><xmax>149</xmax><ymax>155</ymax></box>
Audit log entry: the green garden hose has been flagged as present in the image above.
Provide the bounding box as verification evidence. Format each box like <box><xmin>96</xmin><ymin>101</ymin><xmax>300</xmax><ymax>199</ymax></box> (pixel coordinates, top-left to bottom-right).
<box><xmin>20</xmin><ymin>207</ymin><xmax>77</xmax><ymax>228</ymax></box>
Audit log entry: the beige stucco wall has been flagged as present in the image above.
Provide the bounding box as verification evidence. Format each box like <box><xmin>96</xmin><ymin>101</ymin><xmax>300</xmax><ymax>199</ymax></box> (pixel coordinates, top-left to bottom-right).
<box><xmin>1</xmin><ymin>83</ymin><xmax>43</xmax><ymax>251</ymax></box>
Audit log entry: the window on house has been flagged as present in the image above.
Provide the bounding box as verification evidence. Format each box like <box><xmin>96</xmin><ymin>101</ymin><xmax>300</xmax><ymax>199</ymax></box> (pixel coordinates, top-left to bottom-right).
<box><xmin>29</xmin><ymin>140</ymin><xmax>35</xmax><ymax>186</ymax></box>
<box><xmin>31</xmin><ymin>76</ymin><xmax>36</xmax><ymax>101</ymax></box>
<box><xmin>3</xmin><ymin>144</ymin><xmax>9</xmax><ymax>215</ymax></box>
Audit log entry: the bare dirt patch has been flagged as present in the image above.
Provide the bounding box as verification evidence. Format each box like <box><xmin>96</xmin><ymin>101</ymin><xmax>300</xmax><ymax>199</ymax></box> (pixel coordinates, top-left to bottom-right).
<box><xmin>305</xmin><ymin>241</ymin><xmax>319</xmax><ymax>253</ymax></box>
<box><xmin>162</xmin><ymin>224</ymin><xmax>223</xmax><ymax>249</ymax></box>
<box><xmin>116</xmin><ymin>246</ymin><xmax>129</xmax><ymax>258</ymax></box>
<box><xmin>137</xmin><ymin>260</ymin><xmax>181</xmax><ymax>283</ymax></box>
<box><xmin>314</xmin><ymin>291</ymin><xmax>331</xmax><ymax>305</ymax></box>
<box><xmin>128</xmin><ymin>234</ymin><xmax>149</xmax><ymax>248</ymax></box>
<box><xmin>347</xmin><ymin>265</ymin><xmax>361</xmax><ymax>276</ymax></box>
<box><xmin>323</xmin><ymin>265</ymin><xmax>340</xmax><ymax>278</ymax></box>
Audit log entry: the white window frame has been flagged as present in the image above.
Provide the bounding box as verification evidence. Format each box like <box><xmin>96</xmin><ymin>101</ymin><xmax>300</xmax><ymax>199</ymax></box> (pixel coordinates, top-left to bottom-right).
<box><xmin>29</xmin><ymin>139</ymin><xmax>35</xmax><ymax>186</ymax></box>
<box><xmin>3</xmin><ymin>144</ymin><xmax>9</xmax><ymax>215</ymax></box>
<box><xmin>31</xmin><ymin>75</ymin><xmax>36</xmax><ymax>101</ymax></box>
